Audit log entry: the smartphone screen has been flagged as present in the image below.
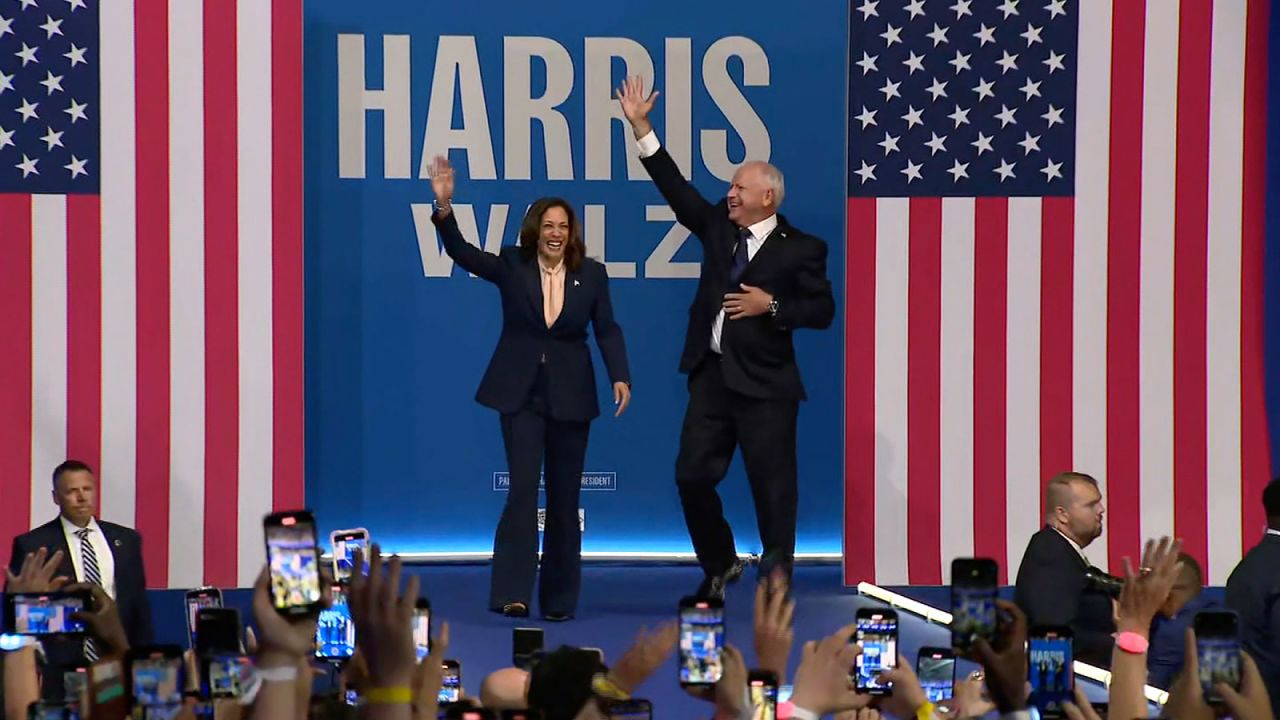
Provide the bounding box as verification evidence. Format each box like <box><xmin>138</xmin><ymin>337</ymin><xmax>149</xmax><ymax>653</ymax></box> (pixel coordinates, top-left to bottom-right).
<box><xmin>513</xmin><ymin>628</ymin><xmax>544</xmax><ymax>670</ymax></box>
<box><xmin>7</xmin><ymin>593</ymin><xmax>88</xmax><ymax>635</ymax></box>
<box><xmin>915</xmin><ymin>648</ymin><xmax>955</xmax><ymax>702</ymax></box>
<box><xmin>315</xmin><ymin>585</ymin><xmax>355</xmax><ymax>659</ymax></box>
<box><xmin>205</xmin><ymin>654</ymin><xmax>252</xmax><ymax>699</ymax></box>
<box><xmin>184</xmin><ymin>588</ymin><xmax>222</xmax><ymax>647</ymax></box>
<box><xmin>1029</xmin><ymin>628</ymin><xmax>1073</xmax><ymax>718</ymax></box>
<box><xmin>437</xmin><ymin>662</ymin><xmax>461</xmax><ymax>704</ymax></box>
<box><xmin>195</xmin><ymin>608</ymin><xmax>241</xmax><ymax>658</ymax></box>
<box><xmin>331</xmin><ymin>529</ymin><xmax>369</xmax><ymax>582</ymax></box>
<box><xmin>1195</xmin><ymin>610</ymin><xmax>1241</xmax><ymax>704</ymax></box>
<box><xmin>265</xmin><ymin>512</ymin><xmax>322</xmax><ymax>615</ymax></box>
<box><xmin>950</xmin><ymin>558</ymin><xmax>998</xmax><ymax>651</ymax></box>
<box><xmin>413</xmin><ymin>602</ymin><xmax>431</xmax><ymax>661</ymax></box>
<box><xmin>854</xmin><ymin>609</ymin><xmax>898</xmax><ymax>694</ymax></box>
<box><xmin>131</xmin><ymin>651</ymin><xmax>182</xmax><ymax>707</ymax></box>
<box><xmin>27</xmin><ymin>703</ymin><xmax>77</xmax><ymax>720</ymax></box>
<box><xmin>678</xmin><ymin>599</ymin><xmax>725</xmax><ymax>685</ymax></box>
<box><xmin>748</xmin><ymin>675</ymin><xmax>778</xmax><ymax>720</ymax></box>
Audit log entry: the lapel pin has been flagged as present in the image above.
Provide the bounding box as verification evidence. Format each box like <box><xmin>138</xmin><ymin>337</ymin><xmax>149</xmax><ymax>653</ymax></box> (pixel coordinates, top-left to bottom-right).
<box><xmin>113</xmin><ymin>539</ymin><xmax>122</xmax><ymax>547</ymax></box>
<box><xmin>573</xmin><ymin>279</ymin><xmax>580</xmax><ymax>286</ymax></box>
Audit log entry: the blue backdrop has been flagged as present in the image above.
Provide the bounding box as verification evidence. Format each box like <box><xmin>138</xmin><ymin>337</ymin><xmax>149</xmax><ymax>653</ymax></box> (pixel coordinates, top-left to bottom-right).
<box><xmin>303</xmin><ymin>0</ymin><xmax>849</xmax><ymax>554</ymax></box>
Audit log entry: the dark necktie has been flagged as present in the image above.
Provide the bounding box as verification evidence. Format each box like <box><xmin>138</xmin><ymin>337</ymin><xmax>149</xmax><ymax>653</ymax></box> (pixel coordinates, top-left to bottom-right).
<box><xmin>729</xmin><ymin>226</ymin><xmax>751</xmax><ymax>288</ymax></box>
<box><xmin>77</xmin><ymin>528</ymin><xmax>101</xmax><ymax>661</ymax></box>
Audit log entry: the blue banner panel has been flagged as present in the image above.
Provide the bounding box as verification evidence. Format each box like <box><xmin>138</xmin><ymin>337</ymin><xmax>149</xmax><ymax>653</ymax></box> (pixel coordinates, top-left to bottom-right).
<box><xmin>304</xmin><ymin>0</ymin><xmax>849</xmax><ymax>554</ymax></box>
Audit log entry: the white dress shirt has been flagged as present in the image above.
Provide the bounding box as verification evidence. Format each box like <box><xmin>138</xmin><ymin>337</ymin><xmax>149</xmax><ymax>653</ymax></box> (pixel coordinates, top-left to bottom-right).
<box><xmin>635</xmin><ymin>129</ymin><xmax>777</xmax><ymax>354</ymax></box>
<box><xmin>60</xmin><ymin>515</ymin><xmax>117</xmax><ymax>599</ymax></box>
<box><xmin>1052</xmin><ymin>526</ymin><xmax>1090</xmax><ymax>567</ymax></box>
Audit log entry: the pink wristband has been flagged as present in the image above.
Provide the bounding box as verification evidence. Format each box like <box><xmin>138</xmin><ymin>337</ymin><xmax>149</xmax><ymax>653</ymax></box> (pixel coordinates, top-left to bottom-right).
<box><xmin>1116</xmin><ymin>631</ymin><xmax>1149</xmax><ymax>654</ymax></box>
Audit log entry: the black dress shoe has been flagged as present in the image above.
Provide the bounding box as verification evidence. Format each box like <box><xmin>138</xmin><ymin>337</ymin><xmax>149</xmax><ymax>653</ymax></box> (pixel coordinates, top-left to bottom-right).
<box><xmin>695</xmin><ymin>558</ymin><xmax>747</xmax><ymax>601</ymax></box>
<box><xmin>498</xmin><ymin>602</ymin><xmax>529</xmax><ymax>618</ymax></box>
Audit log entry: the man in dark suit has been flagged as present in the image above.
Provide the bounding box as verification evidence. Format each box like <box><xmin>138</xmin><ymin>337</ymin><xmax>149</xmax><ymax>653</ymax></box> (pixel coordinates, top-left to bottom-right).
<box><xmin>1014</xmin><ymin>471</ymin><xmax>1115</xmax><ymax>667</ymax></box>
<box><xmin>616</xmin><ymin>77</ymin><xmax>835</xmax><ymax>599</ymax></box>
<box><xmin>1225</xmin><ymin>479</ymin><xmax>1280</xmax><ymax>709</ymax></box>
<box><xmin>8</xmin><ymin>460</ymin><xmax>153</xmax><ymax>665</ymax></box>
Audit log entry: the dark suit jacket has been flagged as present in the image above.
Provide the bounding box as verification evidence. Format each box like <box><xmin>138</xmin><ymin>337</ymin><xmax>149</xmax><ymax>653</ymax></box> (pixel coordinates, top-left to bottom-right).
<box><xmin>1225</xmin><ymin>532</ymin><xmax>1280</xmax><ymax>710</ymax></box>
<box><xmin>1014</xmin><ymin>526</ymin><xmax>1115</xmax><ymax>667</ymax></box>
<box><xmin>639</xmin><ymin>147</ymin><xmax>835</xmax><ymax>400</ymax></box>
<box><xmin>8</xmin><ymin>518</ymin><xmax>154</xmax><ymax>663</ymax></box>
<box><xmin>432</xmin><ymin>210</ymin><xmax>630</xmax><ymax>422</ymax></box>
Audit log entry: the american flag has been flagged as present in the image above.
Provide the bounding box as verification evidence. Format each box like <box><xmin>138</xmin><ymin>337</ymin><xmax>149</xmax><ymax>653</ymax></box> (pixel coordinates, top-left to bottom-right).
<box><xmin>843</xmin><ymin>0</ymin><xmax>1271</xmax><ymax>586</ymax></box>
<box><xmin>0</xmin><ymin>0</ymin><xmax>303</xmax><ymax>589</ymax></box>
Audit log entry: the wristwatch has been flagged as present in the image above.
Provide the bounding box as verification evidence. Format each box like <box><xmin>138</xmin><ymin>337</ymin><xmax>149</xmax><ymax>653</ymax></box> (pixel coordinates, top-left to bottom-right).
<box><xmin>767</xmin><ymin>298</ymin><xmax>780</xmax><ymax>317</ymax></box>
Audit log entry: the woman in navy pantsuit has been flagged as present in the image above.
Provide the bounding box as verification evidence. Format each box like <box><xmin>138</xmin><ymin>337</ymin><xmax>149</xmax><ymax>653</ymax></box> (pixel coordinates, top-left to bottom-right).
<box><xmin>427</xmin><ymin>156</ymin><xmax>632</xmax><ymax>621</ymax></box>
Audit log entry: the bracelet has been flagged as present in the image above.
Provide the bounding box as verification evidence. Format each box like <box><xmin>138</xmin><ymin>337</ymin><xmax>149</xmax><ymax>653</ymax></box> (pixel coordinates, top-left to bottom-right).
<box><xmin>365</xmin><ymin>686</ymin><xmax>413</xmax><ymax>704</ymax></box>
<box><xmin>915</xmin><ymin>701</ymin><xmax>936</xmax><ymax>720</ymax></box>
<box><xmin>788</xmin><ymin>706</ymin><xmax>819</xmax><ymax>720</ymax></box>
<box><xmin>592</xmin><ymin>673</ymin><xmax>631</xmax><ymax>700</ymax></box>
<box><xmin>256</xmin><ymin>664</ymin><xmax>299</xmax><ymax>683</ymax></box>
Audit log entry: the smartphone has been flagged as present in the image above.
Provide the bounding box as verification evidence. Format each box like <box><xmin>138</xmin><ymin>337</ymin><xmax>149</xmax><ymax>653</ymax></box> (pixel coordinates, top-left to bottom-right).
<box><xmin>315</xmin><ymin>584</ymin><xmax>355</xmax><ymax>659</ymax></box>
<box><xmin>330</xmin><ymin>528</ymin><xmax>370</xmax><ymax>582</ymax></box>
<box><xmin>603</xmin><ymin>699</ymin><xmax>652</xmax><ymax>720</ymax></box>
<box><xmin>413</xmin><ymin>598</ymin><xmax>431</xmax><ymax>661</ymax></box>
<box><xmin>204</xmin><ymin>654</ymin><xmax>252</xmax><ymax>699</ymax></box>
<box><xmin>26</xmin><ymin>703</ymin><xmax>77</xmax><ymax>720</ymax></box>
<box><xmin>513</xmin><ymin>627</ymin><xmax>544</xmax><ymax>671</ymax></box>
<box><xmin>5</xmin><ymin>592</ymin><xmax>89</xmax><ymax>636</ymax></box>
<box><xmin>62</xmin><ymin>666</ymin><xmax>89</xmax><ymax>705</ymax></box>
<box><xmin>1194</xmin><ymin>609</ymin><xmax>1242</xmax><ymax>705</ymax></box>
<box><xmin>1029</xmin><ymin>626</ymin><xmax>1074</xmax><ymax>718</ymax></box>
<box><xmin>194</xmin><ymin>607</ymin><xmax>241</xmax><ymax>658</ymax></box>
<box><xmin>127</xmin><ymin>645</ymin><xmax>183</xmax><ymax>708</ymax></box>
<box><xmin>437</xmin><ymin>660</ymin><xmax>462</xmax><ymax>704</ymax></box>
<box><xmin>264</xmin><ymin>510</ymin><xmax>323</xmax><ymax>616</ymax></box>
<box><xmin>678</xmin><ymin>596</ymin><xmax>725</xmax><ymax>686</ymax></box>
<box><xmin>915</xmin><ymin>647</ymin><xmax>956</xmax><ymax>703</ymax></box>
<box><xmin>854</xmin><ymin>608</ymin><xmax>898</xmax><ymax>694</ymax></box>
<box><xmin>582</xmin><ymin>647</ymin><xmax>604</xmax><ymax>663</ymax></box>
<box><xmin>748</xmin><ymin>670</ymin><xmax>779</xmax><ymax>720</ymax></box>
<box><xmin>183</xmin><ymin>587</ymin><xmax>223</xmax><ymax>648</ymax></box>
<box><xmin>950</xmin><ymin>558</ymin><xmax>999</xmax><ymax>652</ymax></box>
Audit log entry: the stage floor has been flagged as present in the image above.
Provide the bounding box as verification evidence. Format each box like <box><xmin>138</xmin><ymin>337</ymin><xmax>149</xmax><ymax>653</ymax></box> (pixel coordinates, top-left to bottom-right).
<box><xmin>148</xmin><ymin>564</ymin><xmax>1121</xmax><ymax>716</ymax></box>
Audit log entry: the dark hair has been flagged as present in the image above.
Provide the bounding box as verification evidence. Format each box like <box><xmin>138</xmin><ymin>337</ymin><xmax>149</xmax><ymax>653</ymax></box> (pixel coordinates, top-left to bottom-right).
<box><xmin>517</xmin><ymin>198</ymin><xmax>585</xmax><ymax>273</ymax></box>
<box><xmin>52</xmin><ymin>460</ymin><xmax>93</xmax><ymax>489</ymax></box>
<box><xmin>1177</xmin><ymin>552</ymin><xmax>1203</xmax><ymax>585</ymax></box>
<box><xmin>1264</xmin><ymin>479</ymin><xmax>1280</xmax><ymax>523</ymax></box>
<box><xmin>1044</xmin><ymin>471</ymin><xmax>1099</xmax><ymax>514</ymax></box>
<box><xmin>526</xmin><ymin>646</ymin><xmax>605</xmax><ymax>720</ymax></box>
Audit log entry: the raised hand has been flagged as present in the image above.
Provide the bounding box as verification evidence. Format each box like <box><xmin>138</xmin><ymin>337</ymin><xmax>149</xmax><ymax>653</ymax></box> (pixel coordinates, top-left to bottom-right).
<box><xmin>1115</xmin><ymin>536</ymin><xmax>1182</xmax><ymax>634</ymax></box>
<box><xmin>5</xmin><ymin>547</ymin><xmax>69</xmax><ymax>593</ymax></box>
<box><xmin>615</xmin><ymin>75</ymin><xmax>658</xmax><ymax>138</ymax></box>
<box><xmin>427</xmin><ymin>155</ymin><xmax>455</xmax><ymax>209</ymax></box>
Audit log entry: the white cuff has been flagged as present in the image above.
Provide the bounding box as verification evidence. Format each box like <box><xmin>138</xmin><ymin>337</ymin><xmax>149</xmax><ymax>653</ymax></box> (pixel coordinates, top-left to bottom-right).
<box><xmin>789</xmin><ymin>706</ymin><xmax>819</xmax><ymax>720</ymax></box>
<box><xmin>636</xmin><ymin>129</ymin><xmax>660</xmax><ymax>158</ymax></box>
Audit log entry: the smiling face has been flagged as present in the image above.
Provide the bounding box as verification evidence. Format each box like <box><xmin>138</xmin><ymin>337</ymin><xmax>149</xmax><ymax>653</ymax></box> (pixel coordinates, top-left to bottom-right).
<box><xmin>537</xmin><ymin>205</ymin><xmax>570</xmax><ymax>266</ymax></box>
<box><xmin>726</xmin><ymin>162</ymin><xmax>777</xmax><ymax>227</ymax></box>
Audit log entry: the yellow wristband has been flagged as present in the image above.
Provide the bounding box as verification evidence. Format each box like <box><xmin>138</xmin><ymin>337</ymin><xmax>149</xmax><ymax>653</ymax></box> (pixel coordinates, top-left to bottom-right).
<box><xmin>915</xmin><ymin>701</ymin><xmax>935</xmax><ymax>720</ymax></box>
<box><xmin>364</xmin><ymin>686</ymin><xmax>413</xmax><ymax>704</ymax></box>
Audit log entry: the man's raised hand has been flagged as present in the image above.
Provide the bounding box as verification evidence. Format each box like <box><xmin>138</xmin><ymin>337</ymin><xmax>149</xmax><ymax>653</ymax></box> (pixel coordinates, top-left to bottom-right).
<box><xmin>615</xmin><ymin>75</ymin><xmax>658</xmax><ymax>138</ymax></box>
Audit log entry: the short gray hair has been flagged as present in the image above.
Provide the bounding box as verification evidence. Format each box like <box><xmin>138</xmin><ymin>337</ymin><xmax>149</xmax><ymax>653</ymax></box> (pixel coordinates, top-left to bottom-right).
<box><xmin>759</xmin><ymin>162</ymin><xmax>785</xmax><ymax>208</ymax></box>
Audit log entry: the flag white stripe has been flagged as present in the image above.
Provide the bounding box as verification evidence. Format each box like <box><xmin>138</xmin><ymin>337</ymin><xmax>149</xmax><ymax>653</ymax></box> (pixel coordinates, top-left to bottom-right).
<box><xmin>1138</xmin><ymin>1</ymin><xmax>1179</xmax><ymax>545</ymax></box>
<box><xmin>938</xmin><ymin>197</ymin><xmax>975</xmax><ymax>581</ymax></box>
<box><xmin>1071</xmin><ymin>0</ymin><xmax>1113</xmax><ymax>571</ymax></box>
<box><xmin>237</xmin><ymin>0</ymin><xmax>274</xmax><ymax>586</ymax></box>
<box><xmin>30</xmin><ymin>195</ymin><xmax>68</xmax><ymax>524</ymax></box>
<box><xmin>873</xmin><ymin>198</ymin><xmax>910</xmax><ymax>586</ymax></box>
<box><xmin>1006</xmin><ymin>198</ymin><xmax>1042</xmax><ymax>576</ymax></box>
<box><xmin>98</xmin><ymin>0</ymin><xmax>139</xmax><ymax>528</ymax></box>
<box><xmin>168</xmin><ymin>0</ymin><xmax>207</xmax><ymax>587</ymax></box>
<box><xmin>1206</xmin><ymin>0</ymin><xmax>1247</xmax><ymax>585</ymax></box>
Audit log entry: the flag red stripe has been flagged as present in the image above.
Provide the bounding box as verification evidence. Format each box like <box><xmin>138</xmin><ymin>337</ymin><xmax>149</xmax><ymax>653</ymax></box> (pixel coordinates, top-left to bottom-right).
<box><xmin>973</xmin><ymin>198</ymin><xmax>1009</xmax><ymax>582</ymax></box>
<box><xmin>0</xmin><ymin>196</ymin><xmax>34</xmax><ymax>552</ymax></box>
<box><xmin>66</xmin><ymin>195</ymin><xmax>102</xmax><ymax>502</ymax></box>
<box><xmin>134</xmin><ymin>0</ymin><xmax>172</xmax><ymax>587</ymax></box>
<box><xmin>203</xmin><ymin>0</ymin><xmax>240</xmax><ymax>587</ymax></box>
<box><xmin>272</xmin><ymin>0</ymin><xmax>306</xmax><ymax>511</ymax></box>
<box><xmin>907</xmin><ymin>198</ymin><xmax>942</xmax><ymax>584</ymax></box>
<box><xmin>1039</xmin><ymin>197</ymin><xmax>1074</xmax><ymax>498</ymax></box>
<box><xmin>1240</xmin><ymin>0</ymin><xmax>1272</xmax><ymax>541</ymax></box>
<box><xmin>1105</xmin><ymin>0</ymin><xmax>1146</xmax><ymax>571</ymax></box>
<box><xmin>844</xmin><ymin>198</ymin><xmax>877</xmax><ymax>585</ymax></box>
<box><xmin>1172</xmin><ymin>0</ymin><xmax>1213</xmax><ymax>568</ymax></box>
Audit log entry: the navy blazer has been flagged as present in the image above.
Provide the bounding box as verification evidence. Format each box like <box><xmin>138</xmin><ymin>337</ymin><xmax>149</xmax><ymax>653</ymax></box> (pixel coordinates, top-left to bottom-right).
<box><xmin>8</xmin><ymin>518</ymin><xmax>154</xmax><ymax>654</ymax></box>
<box><xmin>638</xmin><ymin>146</ymin><xmax>835</xmax><ymax>401</ymax></box>
<box><xmin>432</xmin><ymin>210</ymin><xmax>630</xmax><ymax>422</ymax></box>
<box><xmin>1014</xmin><ymin>527</ymin><xmax>1116</xmax><ymax>667</ymax></box>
